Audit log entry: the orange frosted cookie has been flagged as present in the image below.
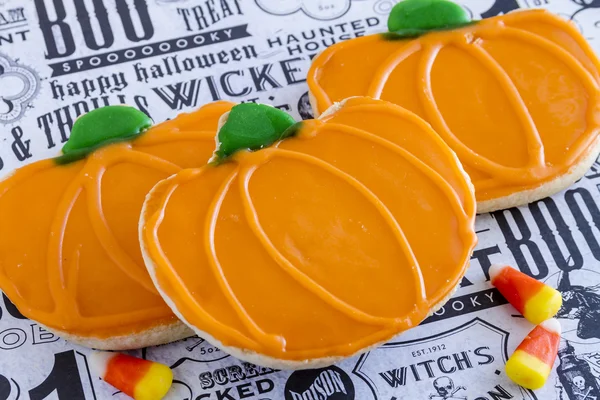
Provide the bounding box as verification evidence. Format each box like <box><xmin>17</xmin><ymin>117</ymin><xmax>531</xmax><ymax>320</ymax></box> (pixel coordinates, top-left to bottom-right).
<box><xmin>308</xmin><ymin>0</ymin><xmax>600</xmax><ymax>212</ymax></box>
<box><xmin>0</xmin><ymin>101</ymin><xmax>233</xmax><ymax>349</ymax></box>
<box><xmin>140</xmin><ymin>97</ymin><xmax>477</xmax><ymax>368</ymax></box>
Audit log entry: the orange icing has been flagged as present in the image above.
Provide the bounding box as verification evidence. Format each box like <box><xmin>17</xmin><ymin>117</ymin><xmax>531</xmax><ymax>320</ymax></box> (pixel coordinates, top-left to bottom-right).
<box><xmin>308</xmin><ymin>10</ymin><xmax>600</xmax><ymax>202</ymax></box>
<box><xmin>141</xmin><ymin>97</ymin><xmax>477</xmax><ymax>360</ymax></box>
<box><xmin>0</xmin><ymin>101</ymin><xmax>233</xmax><ymax>337</ymax></box>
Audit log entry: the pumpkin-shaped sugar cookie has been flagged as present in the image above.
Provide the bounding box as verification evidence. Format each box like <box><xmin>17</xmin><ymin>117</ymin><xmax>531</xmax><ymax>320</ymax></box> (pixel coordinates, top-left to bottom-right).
<box><xmin>308</xmin><ymin>0</ymin><xmax>600</xmax><ymax>212</ymax></box>
<box><xmin>0</xmin><ymin>101</ymin><xmax>233</xmax><ymax>349</ymax></box>
<box><xmin>140</xmin><ymin>97</ymin><xmax>477</xmax><ymax>369</ymax></box>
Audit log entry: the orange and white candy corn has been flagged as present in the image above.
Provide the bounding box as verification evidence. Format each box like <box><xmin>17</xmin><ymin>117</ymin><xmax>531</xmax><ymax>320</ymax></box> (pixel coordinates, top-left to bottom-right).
<box><xmin>505</xmin><ymin>318</ymin><xmax>561</xmax><ymax>389</ymax></box>
<box><xmin>490</xmin><ymin>264</ymin><xmax>562</xmax><ymax>324</ymax></box>
<box><xmin>90</xmin><ymin>351</ymin><xmax>173</xmax><ymax>400</ymax></box>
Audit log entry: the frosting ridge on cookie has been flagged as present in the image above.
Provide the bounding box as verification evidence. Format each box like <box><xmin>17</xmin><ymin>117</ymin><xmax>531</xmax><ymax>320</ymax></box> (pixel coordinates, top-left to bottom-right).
<box><xmin>0</xmin><ymin>101</ymin><xmax>233</xmax><ymax>341</ymax></box>
<box><xmin>140</xmin><ymin>98</ymin><xmax>477</xmax><ymax>364</ymax></box>
<box><xmin>308</xmin><ymin>9</ymin><xmax>600</xmax><ymax>207</ymax></box>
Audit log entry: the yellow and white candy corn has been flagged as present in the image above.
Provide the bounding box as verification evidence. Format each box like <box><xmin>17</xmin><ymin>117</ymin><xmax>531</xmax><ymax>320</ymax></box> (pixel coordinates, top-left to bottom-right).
<box><xmin>490</xmin><ymin>264</ymin><xmax>562</xmax><ymax>324</ymax></box>
<box><xmin>90</xmin><ymin>351</ymin><xmax>172</xmax><ymax>400</ymax></box>
<box><xmin>505</xmin><ymin>319</ymin><xmax>561</xmax><ymax>390</ymax></box>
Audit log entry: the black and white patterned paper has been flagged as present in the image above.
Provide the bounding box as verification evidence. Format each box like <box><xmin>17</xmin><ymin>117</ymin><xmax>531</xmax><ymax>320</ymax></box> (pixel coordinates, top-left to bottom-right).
<box><xmin>1</xmin><ymin>1</ymin><xmax>600</xmax><ymax>399</ymax></box>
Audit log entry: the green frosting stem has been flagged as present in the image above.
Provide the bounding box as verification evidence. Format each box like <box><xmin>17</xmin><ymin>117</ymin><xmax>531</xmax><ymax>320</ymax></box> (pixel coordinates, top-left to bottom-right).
<box><xmin>56</xmin><ymin>106</ymin><xmax>152</xmax><ymax>164</ymax></box>
<box><xmin>214</xmin><ymin>103</ymin><xmax>297</xmax><ymax>161</ymax></box>
<box><xmin>387</xmin><ymin>0</ymin><xmax>471</xmax><ymax>38</ymax></box>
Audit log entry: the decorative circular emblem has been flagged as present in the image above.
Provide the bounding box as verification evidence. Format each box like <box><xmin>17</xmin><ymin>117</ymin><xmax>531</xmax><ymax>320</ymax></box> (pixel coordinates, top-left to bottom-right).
<box><xmin>284</xmin><ymin>366</ymin><xmax>355</xmax><ymax>400</ymax></box>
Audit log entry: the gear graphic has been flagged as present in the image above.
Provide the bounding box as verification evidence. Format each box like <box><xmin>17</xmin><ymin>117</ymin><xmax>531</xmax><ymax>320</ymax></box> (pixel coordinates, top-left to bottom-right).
<box><xmin>256</xmin><ymin>0</ymin><xmax>356</xmax><ymax>20</ymax></box>
<box><xmin>0</xmin><ymin>53</ymin><xmax>41</xmax><ymax>124</ymax></box>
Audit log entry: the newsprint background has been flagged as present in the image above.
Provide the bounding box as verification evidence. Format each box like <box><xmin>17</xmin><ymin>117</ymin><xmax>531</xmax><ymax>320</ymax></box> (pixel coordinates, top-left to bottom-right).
<box><xmin>0</xmin><ymin>0</ymin><xmax>599</xmax><ymax>399</ymax></box>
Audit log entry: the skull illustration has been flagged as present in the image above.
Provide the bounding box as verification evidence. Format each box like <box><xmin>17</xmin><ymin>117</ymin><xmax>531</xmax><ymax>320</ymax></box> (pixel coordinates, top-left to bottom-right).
<box><xmin>433</xmin><ymin>377</ymin><xmax>454</xmax><ymax>397</ymax></box>
<box><xmin>573</xmin><ymin>376</ymin><xmax>586</xmax><ymax>391</ymax></box>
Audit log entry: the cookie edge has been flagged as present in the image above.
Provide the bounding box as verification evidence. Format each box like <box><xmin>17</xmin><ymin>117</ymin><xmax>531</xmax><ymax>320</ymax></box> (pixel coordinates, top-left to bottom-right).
<box><xmin>309</xmin><ymin>92</ymin><xmax>600</xmax><ymax>214</ymax></box>
<box><xmin>139</xmin><ymin>98</ymin><xmax>474</xmax><ymax>370</ymax></box>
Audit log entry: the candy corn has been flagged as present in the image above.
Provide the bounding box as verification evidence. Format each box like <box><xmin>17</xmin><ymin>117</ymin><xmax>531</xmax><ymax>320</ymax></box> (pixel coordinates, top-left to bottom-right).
<box><xmin>505</xmin><ymin>318</ymin><xmax>561</xmax><ymax>389</ymax></box>
<box><xmin>90</xmin><ymin>351</ymin><xmax>173</xmax><ymax>400</ymax></box>
<box><xmin>489</xmin><ymin>264</ymin><xmax>562</xmax><ymax>324</ymax></box>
